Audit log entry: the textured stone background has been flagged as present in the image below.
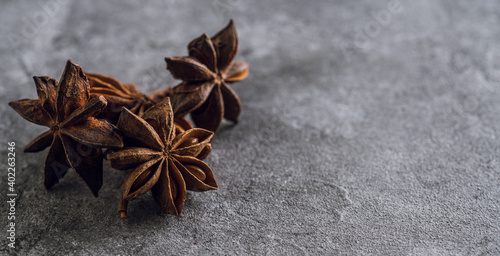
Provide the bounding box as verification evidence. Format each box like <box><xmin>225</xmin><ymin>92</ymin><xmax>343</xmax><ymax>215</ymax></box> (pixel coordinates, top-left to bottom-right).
<box><xmin>1</xmin><ymin>0</ymin><xmax>500</xmax><ymax>255</ymax></box>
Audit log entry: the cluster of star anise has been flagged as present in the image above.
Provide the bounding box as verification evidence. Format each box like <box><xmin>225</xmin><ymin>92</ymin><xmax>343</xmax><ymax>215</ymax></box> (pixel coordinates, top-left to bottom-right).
<box><xmin>9</xmin><ymin>20</ymin><xmax>249</xmax><ymax>219</ymax></box>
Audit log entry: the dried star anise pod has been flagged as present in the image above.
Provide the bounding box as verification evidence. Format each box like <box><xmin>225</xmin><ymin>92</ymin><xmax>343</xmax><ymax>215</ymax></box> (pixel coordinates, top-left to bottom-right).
<box><xmin>87</xmin><ymin>73</ymin><xmax>156</xmax><ymax>123</ymax></box>
<box><xmin>8</xmin><ymin>60</ymin><xmax>123</xmax><ymax>196</ymax></box>
<box><xmin>106</xmin><ymin>98</ymin><xmax>218</xmax><ymax>218</ymax></box>
<box><xmin>88</xmin><ymin>73</ymin><xmax>197</xmax><ymax>137</ymax></box>
<box><xmin>163</xmin><ymin>19</ymin><xmax>249</xmax><ymax>132</ymax></box>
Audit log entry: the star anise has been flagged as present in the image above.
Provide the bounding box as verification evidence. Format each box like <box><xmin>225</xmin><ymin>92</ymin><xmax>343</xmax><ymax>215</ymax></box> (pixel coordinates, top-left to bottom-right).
<box><xmin>164</xmin><ymin>19</ymin><xmax>249</xmax><ymax>132</ymax></box>
<box><xmin>87</xmin><ymin>73</ymin><xmax>156</xmax><ymax>123</ymax></box>
<box><xmin>106</xmin><ymin>98</ymin><xmax>218</xmax><ymax>218</ymax></box>
<box><xmin>8</xmin><ymin>60</ymin><xmax>123</xmax><ymax>196</ymax></box>
<box><xmin>88</xmin><ymin>73</ymin><xmax>198</xmax><ymax>138</ymax></box>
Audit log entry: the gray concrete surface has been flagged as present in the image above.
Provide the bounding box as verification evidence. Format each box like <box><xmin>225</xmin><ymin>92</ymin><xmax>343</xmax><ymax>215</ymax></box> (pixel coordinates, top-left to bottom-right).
<box><xmin>1</xmin><ymin>0</ymin><xmax>499</xmax><ymax>255</ymax></box>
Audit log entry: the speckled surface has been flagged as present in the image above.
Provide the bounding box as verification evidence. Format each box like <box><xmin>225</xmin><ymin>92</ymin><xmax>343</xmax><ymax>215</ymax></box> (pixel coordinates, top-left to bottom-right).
<box><xmin>1</xmin><ymin>0</ymin><xmax>499</xmax><ymax>255</ymax></box>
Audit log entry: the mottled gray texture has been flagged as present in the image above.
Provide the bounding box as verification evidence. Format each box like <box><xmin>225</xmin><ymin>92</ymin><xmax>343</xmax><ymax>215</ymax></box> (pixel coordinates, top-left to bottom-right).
<box><xmin>1</xmin><ymin>0</ymin><xmax>500</xmax><ymax>255</ymax></box>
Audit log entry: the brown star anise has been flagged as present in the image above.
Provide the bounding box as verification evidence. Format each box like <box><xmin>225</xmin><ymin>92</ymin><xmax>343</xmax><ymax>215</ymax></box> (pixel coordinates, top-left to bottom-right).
<box><xmin>8</xmin><ymin>60</ymin><xmax>123</xmax><ymax>196</ymax></box>
<box><xmin>87</xmin><ymin>73</ymin><xmax>156</xmax><ymax>123</ymax></box>
<box><xmin>88</xmin><ymin>73</ymin><xmax>198</xmax><ymax>138</ymax></box>
<box><xmin>164</xmin><ymin>19</ymin><xmax>249</xmax><ymax>132</ymax></box>
<box><xmin>106</xmin><ymin>98</ymin><xmax>218</xmax><ymax>218</ymax></box>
